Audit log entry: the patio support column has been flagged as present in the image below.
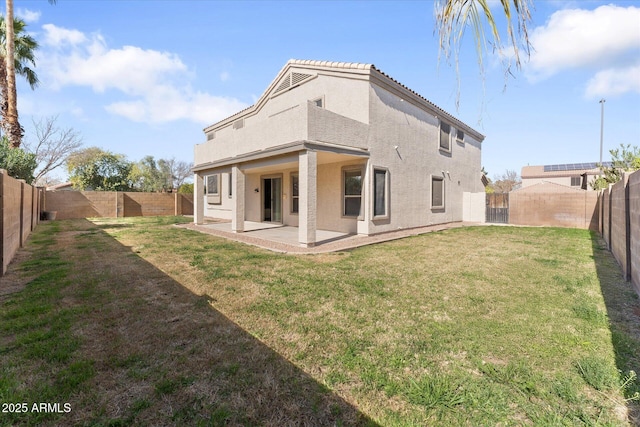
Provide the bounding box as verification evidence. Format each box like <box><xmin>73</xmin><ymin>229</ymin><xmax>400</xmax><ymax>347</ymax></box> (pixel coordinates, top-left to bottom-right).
<box><xmin>231</xmin><ymin>166</ymin><xmax>245</xmax><ymax>233</ymax></box>
<box><xmin>194</xmin><ymin>173</ymin><xmax>204</xmax><ymax>225</ymax></box>
<box><xmin>299</xmin><ymin>150</ymin><xmax>317</xmax><ymax>247</ymax></box>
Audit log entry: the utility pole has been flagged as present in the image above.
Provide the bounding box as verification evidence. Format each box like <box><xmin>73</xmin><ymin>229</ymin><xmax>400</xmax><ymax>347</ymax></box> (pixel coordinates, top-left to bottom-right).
<box><xmin>599</xmin><ymin>99</ymin><xmax>605</xmax><ymax>168</ymax></box>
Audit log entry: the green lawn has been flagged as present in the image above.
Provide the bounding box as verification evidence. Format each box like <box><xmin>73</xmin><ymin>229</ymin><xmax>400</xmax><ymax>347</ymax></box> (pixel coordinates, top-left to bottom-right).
<box><xmin>1</xmin><ymin>217</ymin><xmax>639</xmax><ymax>426</ymax></box>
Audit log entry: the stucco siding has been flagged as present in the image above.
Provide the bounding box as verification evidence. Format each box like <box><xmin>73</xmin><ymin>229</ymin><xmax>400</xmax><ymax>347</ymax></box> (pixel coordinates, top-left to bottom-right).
<box><xmin>364</xmin><ymin>84</ymin><xmax>482</xmax><ymax>234</ymax></box>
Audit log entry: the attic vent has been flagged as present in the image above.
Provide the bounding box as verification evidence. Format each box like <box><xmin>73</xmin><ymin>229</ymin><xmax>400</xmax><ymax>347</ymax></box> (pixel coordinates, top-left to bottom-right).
<box><xmin>274</xmin><ymin>72</ymin><xmax>313</xmax><ymax>94</ymax></box>
<box><xmin>291</xmin><ymin>72</ymin><xmax>312</xmax><ymax>85</ymax></box>
<box><xmin>233</xmin><ymin>119</ymin><xmax>244</xmax><ymax>130</ymax></box>
<box><xmin>275</xmin><ymin>78</ymin><xmax>291</xmax><ymax>93</ymax></box>
<box><xmin>207</xmin><ymin>132</ymin><xmax>215</xmax><ymax>141</ymax></box>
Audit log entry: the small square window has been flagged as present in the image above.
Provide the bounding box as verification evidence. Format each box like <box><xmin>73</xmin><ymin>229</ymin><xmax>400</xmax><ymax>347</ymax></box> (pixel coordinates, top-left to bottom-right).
<box><xmin>312</xmin><ymin>97</ymin><xmax>324</xmax><ymax>108</ymax></box>
<box><xmin>570</xmin><ymin>176</ymin><xmax>581</xmax><ymax>187</ymax></box>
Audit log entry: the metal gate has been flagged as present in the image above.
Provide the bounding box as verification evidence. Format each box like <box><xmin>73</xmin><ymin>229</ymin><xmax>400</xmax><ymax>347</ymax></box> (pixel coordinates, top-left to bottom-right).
<box><xmin>486</xmin><ymin>193</ymin><xmax>509</xmax><ymax>223</ymax></box>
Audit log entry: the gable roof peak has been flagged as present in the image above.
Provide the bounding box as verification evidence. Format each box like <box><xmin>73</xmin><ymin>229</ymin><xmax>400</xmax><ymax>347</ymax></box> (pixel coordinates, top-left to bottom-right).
<box><xmin>287</xmin><ymin>59</ymin><xmax>374</xmax><ymax>71</ymax></box>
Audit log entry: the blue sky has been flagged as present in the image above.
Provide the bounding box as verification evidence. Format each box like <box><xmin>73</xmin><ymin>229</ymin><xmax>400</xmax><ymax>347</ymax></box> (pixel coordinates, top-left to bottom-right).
<box><xmin>11</xmin><ymin>0</ymin><xmax>640</xmax><ymax>182</ymax></box>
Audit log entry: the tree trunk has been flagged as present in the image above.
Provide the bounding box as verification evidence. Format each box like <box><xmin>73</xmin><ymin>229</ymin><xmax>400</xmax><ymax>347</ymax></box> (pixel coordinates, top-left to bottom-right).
<box><xmin>4</xmin><ymin>0</ymin><xmax>22</xmax><ymax>148</ymax></box>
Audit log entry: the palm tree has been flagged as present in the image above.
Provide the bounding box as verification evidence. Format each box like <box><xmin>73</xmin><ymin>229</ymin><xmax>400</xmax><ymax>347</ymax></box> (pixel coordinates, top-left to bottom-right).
<box><xmin>435</xmin><ymin>0</ymin><xmax>533</xmax><ymax>107</ymax></box>
<box><xmin>3</xmin><ymin>0</ymin><xmax>53</xmax><ymax>148</ymax></box>
<box><xmin>0</xmin><ymin>14</ymin><xmax>38</xmax><ymax>147</ymax></box>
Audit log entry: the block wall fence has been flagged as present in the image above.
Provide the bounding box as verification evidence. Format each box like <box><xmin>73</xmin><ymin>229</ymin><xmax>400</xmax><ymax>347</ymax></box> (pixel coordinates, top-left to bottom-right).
<box><xmin>599</xmin><ymin>170</ymin><xmax>640</xmax><ymax>296</ymax></box>
<box><xmin>0</xmin><ymin>170</ymin><xmax>43</xmax><ymax>276</ymax></box>
<box><xmin>1</xmin><ymin>181</ymin><xmax>194</xmax><ymax>276</ymax></box>
<box><xmin>44</xmin><ymin>191</ymin><xmax>194</xmax><ymax>220</ymax></box>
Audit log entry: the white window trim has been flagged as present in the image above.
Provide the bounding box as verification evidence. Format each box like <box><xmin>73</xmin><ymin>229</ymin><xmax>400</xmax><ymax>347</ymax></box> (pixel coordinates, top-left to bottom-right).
<box><xmin>342</xmin><ymin>166</ymin><xmax>364</xmax><ymax>220</ymax></box>
<box><xmin>206</xmin><ymin>174</ymin><xmax>222</xmax><ymax>205</ymax></box>
<box><xmin>372</xmin><ymin>166</ymin><xmax>390</xmax><ymax>220</ymax></box>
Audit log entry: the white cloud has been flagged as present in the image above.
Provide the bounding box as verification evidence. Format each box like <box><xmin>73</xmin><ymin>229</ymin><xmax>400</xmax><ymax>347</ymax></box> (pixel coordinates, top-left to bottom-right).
<box><xmin>586</xmin><ymin>65</ymin><xmax>640</xmax><ymax>98</ymax></box>
<box><xmin>526</xmin><ymin>4</ymin><xmax>640</xmax><ymax>97</ymax></box>
<box><xmin>42</xmin><ymin>23</ymin><xmax>87</xmax><ymax>46</ymax></box>
<box><xmin>38</xmin><ymin>24</ymin><xmax>248</xmax><ymax>125</ymax></box>
<box><xmin>16</xmin><ymin>8</ymin><xmax>41</xmax><ymax>23</ymax></box>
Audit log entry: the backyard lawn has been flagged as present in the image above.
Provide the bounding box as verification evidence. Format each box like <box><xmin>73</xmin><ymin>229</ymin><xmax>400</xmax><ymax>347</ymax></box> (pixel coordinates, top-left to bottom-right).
<box><xmin>1</xmin><ymin>216</ymin><xmax>639</xmax><ymax>426</ymax></box>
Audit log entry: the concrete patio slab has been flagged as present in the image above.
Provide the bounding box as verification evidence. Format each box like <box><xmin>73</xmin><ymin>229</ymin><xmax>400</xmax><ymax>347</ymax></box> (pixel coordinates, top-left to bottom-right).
<box><xmin>179</xmin><ymin>219</ymin><xmax>480</xmax><ymax>254</ymax></box>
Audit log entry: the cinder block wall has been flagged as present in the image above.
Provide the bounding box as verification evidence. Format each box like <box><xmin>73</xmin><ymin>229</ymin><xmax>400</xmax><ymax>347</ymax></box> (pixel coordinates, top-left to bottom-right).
<box><xmin>509</xmin><ymin>185</ymin><xmax>599</xmax><ymax>230</ymax></box>
<box><xmin>45</xmin><ymin>191</ymin><xmax>195</xmax><ymax>219</ymax></box>
<box><xmin>629</xmin><ymin>172</ymin><xmax>640</xmax><ymax>294</ymax></box>
<box><xmin>602</xmin><ymin>187</ymin><xmax>611</xmax><ymax>246</ymax></box>
<box><xmin>124</xmin><ymin>193</ymin><xmax>174</xmax><ymax>216</ymax></box>
<box><xmin>599</xmin><ymin>170</ymin><xmax>640</xmax><ymax>296</ymax></box>
<box><xmin>610</xmin><ymin>177</ymin><xmax>628</xmax><ymax>278</ymax></box>
<box><xmin>45</xmin><ymin>191</ymin><xmax>117</xmax><ymax>219</ymax></box>
<box><xmin>1</xmin><ymin>170</ymin><xmax>41</xmax><ymax>276</ymax></box>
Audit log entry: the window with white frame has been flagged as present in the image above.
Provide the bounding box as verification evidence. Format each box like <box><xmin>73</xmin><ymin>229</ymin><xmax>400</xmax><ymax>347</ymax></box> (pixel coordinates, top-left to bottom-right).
<box><xmin>206</xmin><ymin>174</ymin><xmax>221</xmax><ymax>205</ymax></box>
<box><xmin>343</xmin><ymin>168</ymin><xmax>363</xmax><ymax>217</ymax></box>
<box><xmin>439</xmin><ymin>122</ymin><xmax>451</xmax><ymax>152</ymax></box>
<box><xmin>207</xmin><ymin>174</ymin><xmax>220</xmax><ymax>195</ymax></box>
<box><xmin>432</xmin><ymin>176</ymin><xmax>445</xmax><ymax>209</ymax></box>
<box><xmin>291</xmin><ymin>173</ymin><xmax>299</xmax><ymax>214</ymax></box>
<box><xmin>373</xmin><ymin>168</ymin><xmax>389</xmax><ymax>218</ymax></box>
<box><xmin>456</xmin><ymin>129</ymin><xmax>464</xmax><ymax>144</ymax></box>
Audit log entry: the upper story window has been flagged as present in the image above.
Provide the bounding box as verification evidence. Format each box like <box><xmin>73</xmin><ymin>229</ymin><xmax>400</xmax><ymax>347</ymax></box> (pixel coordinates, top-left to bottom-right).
<box><xmin>456</xmin><ymin>129</ymin><xmax>464</xmax><ymax>144</ymax></box>
<box><xmin>207</xmin><ymin>131</ymin><xmax>215</xmax><ymax>141</ymax></box>
<box><xmin>439</xmin><ymin>122</ymin><xmax>451</xmax><ymax>152</ymax></box>
<box><xmin>571</xmin><ymin>176</ymin><xmax>581</xmax><ymax>187</ymax></box>
<box><xmin>233</xmin><ymin>119</ymin><xmax>244</xmax><ymax>130</ymax></box>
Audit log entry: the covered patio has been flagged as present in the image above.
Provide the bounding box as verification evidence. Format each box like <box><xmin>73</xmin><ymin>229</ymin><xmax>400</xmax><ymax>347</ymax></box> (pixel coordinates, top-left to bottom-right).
<box><xmin>193</xmin><ymin>141</ymin><xmax>370</xmax><ymax>248</ymax></box>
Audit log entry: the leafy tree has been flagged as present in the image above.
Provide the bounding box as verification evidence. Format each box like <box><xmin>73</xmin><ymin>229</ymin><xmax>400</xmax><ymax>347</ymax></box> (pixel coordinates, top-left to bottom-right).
<box><xmin>177</xmin><ymin>183</ymin><xmax>193</xmax><ymax>194</ymax></box>
<box><xmin>22</xmin><ymin>116</ymin><xmax>83</xmax><ymax>185</ymax></box>
<box><xmin>129</xmin><ymin>155</ymin><xmax>170</xmax><ymax>192</ymax></box>
<box><xmin>0</xmin><ymin>135</ymin><xmax>36</xmax><ymax>182</ymax></box>
<box><xmin>0</xmin><ymin>15</ymin><xmax>39</xmax><ymax>147</ymax></box>
<box><xmin>67</xmin><ymin>147</ymin><xmax>133</xmax><ymax>191</ymax></box>
<box><xmin>591</xmin><ymin>144</ymin><xmax>640</xmax><ymax>190</ymax></box>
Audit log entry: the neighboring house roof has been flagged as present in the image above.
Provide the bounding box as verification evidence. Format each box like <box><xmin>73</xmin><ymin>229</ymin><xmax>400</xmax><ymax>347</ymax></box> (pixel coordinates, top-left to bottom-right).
<box><xmin>203</xmin><ymin>59</ymin><xmax>484</xmax><ymax>142</ymax></box>
<box><xmin>46</xmin><ymin>181</ymin><xmax>74</xmax><ymax>191</ymax></box>
<box><xmin>522</xmin><ymin>162</ymin><xmax>611</xmax><ymax>179</ymax></box>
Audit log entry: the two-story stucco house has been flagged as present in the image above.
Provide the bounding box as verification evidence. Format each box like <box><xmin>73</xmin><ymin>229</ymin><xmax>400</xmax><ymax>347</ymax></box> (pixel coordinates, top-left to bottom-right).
<box><xmin>193</xmin><ymin>59</ymin><xmax>485</xmax><ymax>247</ymax></box>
